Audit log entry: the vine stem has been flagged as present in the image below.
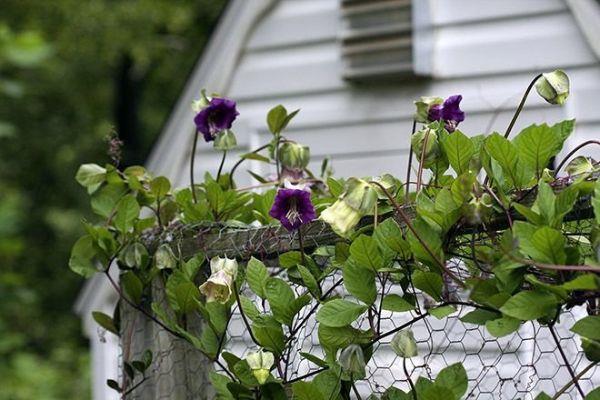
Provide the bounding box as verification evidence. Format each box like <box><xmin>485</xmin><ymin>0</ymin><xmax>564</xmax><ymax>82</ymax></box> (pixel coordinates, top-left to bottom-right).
<box><xmin>504</xmin><ymin>73</ymin><xmax>542</xmax><ymax>139</ymax></box>
<box><xmin>298</xmin><ymin>228</ymin><xmax>306</xmax><ymax>265</ymax></box>
<box><xmin>403</xmin><ymin>358</ymin><xmax>417</xmax><ymax>400</ymax></box>
<box><xmin>552</xmin><ymin>361</ymin><xmax>598</xmax><ymax>399</ymax></box>
<box><xmin>190</xmin><ymin>130</ymin><xmax>200</xmax><ymax>203</ymax></box>
<box><xmin>350</xmin><ymin>375</ymin><xmax>362</xmax><ymax>400</ymax></box>
<box><xmin>233</xmin><ymin>281</ymin><xmax>261</xmax><ymax>346</ymax></box>
<box><xmin>368</xmin><ymin>181</ymin><xmax>465</xmax><ymax>288</ymax></box>
<box><xmin>405</xmin><ymin>119</ymin><xmax>417</xmax><ymax>203</ymax></box>
<box><xmin>229</xmin><ymin>143</ymin><xmax>271</xmax><ymax>187</ymax></box>
<box><xmin>415</xmin><ymin>128</ymin><xmax>431</xmax><ymax>193</ymax></box>
<box><xmin>548</xmin><ymin>324</ymin><xmax>585</xmax><ymax>398</ymax></box>
<box><xmin>216</xmin><ymin>150</ymin><xmax>227</xmax><ymax>182</ymax></box>
<box><xmin>554</xmin><ymin>140</ymin><xmax>600</xmax><ymax>176</ymax></box>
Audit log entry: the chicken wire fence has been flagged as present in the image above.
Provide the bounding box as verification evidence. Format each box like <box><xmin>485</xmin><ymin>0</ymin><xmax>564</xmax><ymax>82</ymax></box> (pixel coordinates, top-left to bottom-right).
<box><xmin>119</xmin><ymin>212</ymin><xmax>600</xmax><ymax>399</ymax></box>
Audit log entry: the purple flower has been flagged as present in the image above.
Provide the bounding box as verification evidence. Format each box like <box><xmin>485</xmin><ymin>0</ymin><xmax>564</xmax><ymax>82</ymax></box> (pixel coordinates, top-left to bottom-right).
<box><xmin>428</xmin><ymin>95</ymin><xmax>465</xmax><ymax>132</ymax></box>
<box><xmin>194</xmin><ymin>97</ymin><xmax>239</xmax><ymax>142</ymax></box>
<box><xmin>269</xmin><ymin>182</ymin><xmax>316</xmax><ymax>231</ymax></box>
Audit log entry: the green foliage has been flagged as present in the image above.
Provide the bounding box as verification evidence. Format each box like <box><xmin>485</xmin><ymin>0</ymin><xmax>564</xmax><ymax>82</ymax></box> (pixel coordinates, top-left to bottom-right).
<box><xmin>67</xmin><ymin>69</ymin><xmax>600</xmax><ymax>399</ymax></box>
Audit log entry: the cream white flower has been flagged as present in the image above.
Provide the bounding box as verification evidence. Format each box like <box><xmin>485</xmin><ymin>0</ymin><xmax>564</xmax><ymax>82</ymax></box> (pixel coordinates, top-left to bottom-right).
<box><xmin>199</xmin><ymin>257</ymin><xmax>238</xmax><ymax>304</ymax></box>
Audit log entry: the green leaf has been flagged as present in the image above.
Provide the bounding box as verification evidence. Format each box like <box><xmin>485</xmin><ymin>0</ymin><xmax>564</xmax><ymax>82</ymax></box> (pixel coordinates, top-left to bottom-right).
<box><xmin>571</xmin><ymin>316</ymin><xmax>600</xmax><ymax>341</ymax></box>
<box><xmin>485</xmin><ymin>133</ymin><xmax>525</xmax><ymax>189</ymax></box>
<box><xmin>435</xmin><ymin>363</ymin><xmax>468</xmax><ymax>399</ymax></box>
<box><xmin>373</xmin><ymin>218</ymin><xmax>411</xmax><ymax>259</ymax></box>
<box><xmin>500</xmin><ymin>291</ymin><xmax>558</xmax><ymax>321</ymax></box>
<box><xmin>485</xmin><ymin>316</ymin><xmax>520</xmax><ymax>337</ymax></box>
<box><xmin>92</xmin><ymin>311</ymin><xmax>119</xmax><ymax>335</ymax></box>
<box><xmin>174</xmin><ymin>282</ymin><xmax>200</xmax><ymax>314</ymax></box>
<box><xmin>149</xmin><ymin>176</ymin><xmax>171</xmax><ymax>198</ymax></box>
<box><xmin>317</xmin><ymin>324</ymin><xmax>372</xmax><ymax>351</ymax></box>
<box><xmin>350</xmin><ymin>234</ymin><xmax>384</xmax><ymax>271</ymax></box>
<box><xmin>91</xmin><ymin>182</ymin><xmax>127</xmax><ymax>218</ymax></box>
<box><xmin>75</xmin><ymin>163</ymin><xmax>106</xmax><ymax>193</ymax></box>
<box><xmin>441</xmin><ymin>130</ymin><xmax>475</xmax><ymax>175</ymax></box>
<box><xmin>421</xmin><ymin>384</ymin><xmax>452</xmax><ymax>400</ymax></box>
<box><xmin>429</xmin><ymin>305</ymin><xmax>456</xmax><ymax>319</ymax></box>
<box><xmin>586</xmin><ymin>387</ymin><xmax>600</xmax><ymax>400</ymax></box>
<box><xmin>267</xmin><ymin>105</ymin><xmax>299</xmax><ymax>135</ymax></box>
<box><xmin>265</xmin><ymin>278</ymin><xmax>297</xmax><ymax>326</ymax></box>
<box><xmin>297</xmin><ymin>265</ymin><xmax>321</xmax><ymax>298</ymax></box>
<box><xmin>406</xmin><ymin>218</ymin><xmax>444</xmax><ymax>270</ymax></box>
<box><xmin>121</xmin><ymin>272</ymin><xmax>143</xmax><ymax>304</ymax></box>
<box><xmin>246</xmin><ymin>257</ymin><xmax>269</xmax><ymax>299</ymax></box>
<box><xmin>343</xmin><ymin>257</ymin><xmax>377</xmax><ymax>305</ymax></box>
<box><xmin>460</xmin><ymin>309</ymin><xmax>500</xmax><ymax>325</ymax></box>
<box><xmin>381</xmin><ymin>294</ymin><xmax>415</xmax><ymax>313</ymax></box>
<box><xmin>412</xmin><ymin>270</ymin><xmax>443</xmax><ymax>300</ymax></box>
<box><xmin>299</xmin><ymin>352</ymin><xmax>329</xmax><ymax>368</ymax></box>
<box><xmin>316</xmin><ymin>299</ymin><xmax>368</xmax><ymax>327</ymax></box>
<box><xmin>562</xmin><ymin>274</ymin><xmax>599</xmax><ymax>291</ymax></box>
<box><xmin>292</xmin><ymin>382</ymin><xmax>325</xmax><ymax>400</ymax></box>
<box><xmin>535</xmin><ymin>393</ymin><xmax>552</xmax><ymax>400</ymax></box>
<box><xmin>529</xmin><ymin>226</ymin><xmax>567</xmax><ymax>264</ymax></box>
<box><xmin>239</xmin><ymin>295</ymin><xmax>260</xmax><ymax>321</ymax></box>
<box><xmin>69</xmin><ymin>235</ymin><xmax>99</xmax><ymax>278</ymax></box>
<box><xmin>209</xmin><ymin>372</ymin><xmax>235</xmax><ymax>400</ymax></box>
<box><xmin>513</xmin><ymin>123</ymin><xmax>565</xmax><ymax>178</ymax></box>
<box><xmin>252</xmin><ymin>315</ymin><xmax>285</xmax><ymax>354</ymax></box>
<box><xmin>113</xmin><ymin>195</ymin><xmax>140</xmax><ymax>233</ymax></box>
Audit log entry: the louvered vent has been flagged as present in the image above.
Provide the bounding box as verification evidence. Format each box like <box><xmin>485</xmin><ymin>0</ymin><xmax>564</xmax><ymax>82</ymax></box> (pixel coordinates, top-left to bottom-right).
<box><xmin>340</xmin><ymin>0</ymin><xmax>413</xmax><ymax>82</ymax></box>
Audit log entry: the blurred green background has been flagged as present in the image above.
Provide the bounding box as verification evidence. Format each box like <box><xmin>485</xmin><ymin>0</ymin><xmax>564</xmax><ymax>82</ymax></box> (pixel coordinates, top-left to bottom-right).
<box><xmin>0</xmin><ymin>1</ymin><xmax>225</xmax><ymax>398</ymax></box>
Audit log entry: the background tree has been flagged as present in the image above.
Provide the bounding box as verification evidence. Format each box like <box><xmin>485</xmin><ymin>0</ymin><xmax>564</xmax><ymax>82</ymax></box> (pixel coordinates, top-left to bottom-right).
<box><xmin>0</xmin><ymin>1</ymin><xmax>225</xmax><ymax>398</ymax></box>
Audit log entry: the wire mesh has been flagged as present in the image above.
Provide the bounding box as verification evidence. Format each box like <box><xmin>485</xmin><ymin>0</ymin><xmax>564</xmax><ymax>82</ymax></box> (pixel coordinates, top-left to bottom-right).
<box><xmin>122</xmin><ymin>214</ymin><xmax>600</xmax><ymax>399</ymax></box>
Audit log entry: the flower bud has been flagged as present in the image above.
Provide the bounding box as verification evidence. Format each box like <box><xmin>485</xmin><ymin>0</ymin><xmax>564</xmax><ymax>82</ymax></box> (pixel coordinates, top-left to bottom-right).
<box><xmin>320</xmin><ymin>200</ymin><xmax>362</xmax><ymax>237</ymax></box>
<box><xmin>414</xmin><ymin>96</ymin><xmax>443</xmax><ymax>123</ymax></box>
<box><xmin>154</xmin><ymin>244</ymin><xmax>176</xmax><ymax>270</ymax></box>
<box><xmin>565</xmin><ymin>156</ymin><xmax>595</xmax><ymax>177</ymax></box>
<box><xmin>245</xmin><ymin>350</ymin><xmax>274</xmax><ymax>384</ymax></box>
<box><xmin>121</xmin><ymin>242</ymin><xmax>149</xmax><ymax>269</ymax></box>
<box><xmin>391</xmin><ymin>329</ymin><xmax>417</xmax><ymax>358</ymax></box>
<box><xmin>320</xmin><ymin>178</ymin><xmax>377</xmax><ymax>236</ymax></box>
<box><xmin>411</xmin><ymin>127</ymin><xmax>440</xmax><ymax>167</ymax></box>
<box><xmin>338</xmin><ymin>344</ymin><xmax>366</xmax><ymax>376</ymax></box>
<box><xmin>213</xmin><ymin>129</ymin><xmax>237</xmax><ymax>150</ymax></box>
<box><xmin>464</xmin><ymin>193</ymin><xmax>493</xmax><ymax>225</ymax></box>
<box><xmin>280</xmin><ymin>142</ymin><xmax>310</xmax><ymax>171</ymax></box>
<box><xmin>535</xmin><ymin>70</ymin><xmax>569</xmax><ymax>105</ymax></box>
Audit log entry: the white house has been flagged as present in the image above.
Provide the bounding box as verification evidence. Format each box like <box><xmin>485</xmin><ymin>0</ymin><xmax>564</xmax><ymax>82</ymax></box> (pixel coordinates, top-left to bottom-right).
<box><xmin>75</xmin><ymin>1</ymin><xmax>600</xmax><ymax>399</ymax></box>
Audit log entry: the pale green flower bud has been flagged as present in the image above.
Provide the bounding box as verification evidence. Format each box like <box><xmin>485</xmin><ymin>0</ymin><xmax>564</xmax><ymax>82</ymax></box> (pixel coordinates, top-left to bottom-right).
<box><xmin>279</xmin><ymin>142</ymin><xmax>310</xmax><ymax>171</ymax></box>
<box><xmin>199</xmin><ymin>269</ymin><xmax>233</xmax><ymax>304</ymax></box>
<box><xmin>121</xmin><ymin>242</ymin><xmax>149</xmax><ymax>269</ymax></box>
<box><xmin>391</xmin><ymin>329</ymin><xmax>417</xmax><ymax>358</ymax></box>
<box><xmin>321</xmin><ymin>178</ymin><xmax>377</xmax><ymax>236</ymax></box>
<box><xmin>414</xmin><ymin>96</ymin><xmax>443</xmax><ymax>123</ymax></box>
<box><xmin>154</xmin><ymin>244</ymin><xmax>176</xmax><ymax>270</ymax></box>
<box><xmin>191</xmin><ymin>90</ymin><xmax>211</xmax><ymax>112</ymax></box>
<box><xmin>411</xmin><ymin>127</ymin><xmax>440</xmax><ymax>167</ymax></box>
<box><xmin>535</xmin><ymin>70</ymin><xmax>569</xmax><ymax>105</ymax></box>
<box><xmin>214</xmin><ymin>129</ymin><xmax>237</xmax><ymax>150</ymax></box>
<box><xmin>338</xmin><ymin>344</ymin><xmax>366</xmax><ymax>375</ymax></box>
<box><xmin>565</xmin><ymin>156</ymin><xmax>595</xmax><ymax>177</ymax></box>
<box><xmin>343</xmin><ymin>178</ymin><xmax>378</xmax><ymax>214</ymax></box>
<box><xmin>320</xmin><ymin>200</ymin><xmax>362</xmax><ymax>237</ymax></box>
<box><xmin>464</xmin><ymin>193</ymin><xmax>493</xmax><ymax>225</ymax></box>
<box><xmin>245</xmin><ymin>350</ymin><xmax>274</xmax><ymax>384</ymax></box>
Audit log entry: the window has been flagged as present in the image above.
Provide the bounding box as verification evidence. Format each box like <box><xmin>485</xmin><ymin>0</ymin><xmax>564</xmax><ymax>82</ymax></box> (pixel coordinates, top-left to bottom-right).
<box><xmin>340</xmin><ymin>0</ymin><xmax>413</xmax><ymax>82</ymax></box>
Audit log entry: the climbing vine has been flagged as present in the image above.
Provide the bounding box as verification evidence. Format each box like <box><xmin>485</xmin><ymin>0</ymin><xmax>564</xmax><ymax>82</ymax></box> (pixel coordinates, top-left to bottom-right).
<box><xmin>70</xmin><ymin>70</ymin><xmax>600</xmax><ymax>399</ymax></box>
